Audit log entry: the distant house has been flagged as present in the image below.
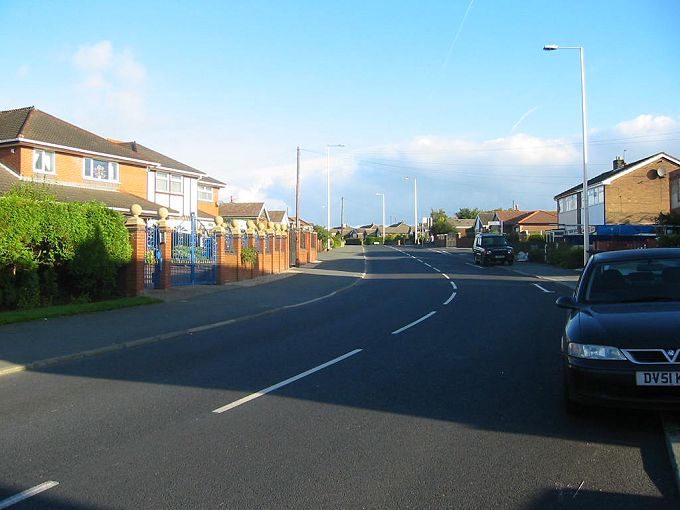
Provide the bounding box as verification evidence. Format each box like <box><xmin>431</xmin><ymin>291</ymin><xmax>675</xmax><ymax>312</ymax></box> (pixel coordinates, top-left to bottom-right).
<box><xmin>473</xmin><ymin>212</ymin><xmax>495</xmax><ymax>233</ymax></box>
<box><xmin>493</xmin><ymin>210</ymin><xmax>557</xmax><ymax>236</ymax></box>
<box><xmin>288</xmin><ymin>215</ymin><xmax>315</xmax><ymax>232</ymax></box>
<box><xmin>218</xmin><ymin>201</ymin><xmax>270</xmax><ymax>230</ymax></box>
<box><xmin>268</xmin><ymin>210</ymin><xmax>289</xmax><ymax>227</ymax></box>
<box><xmin>450</xmin><ymin>218</ymin><xmax>475</xmax><ymax>237</ymax></box>
<box><xmin>554</xmin><ymin>153</ymin><xmax>680</xmax><ymax>233</ymax></box>
<box><xmin>0</xmin><ymin>106</ymin><xmax>226</xmax><ymax>222</ymax></box>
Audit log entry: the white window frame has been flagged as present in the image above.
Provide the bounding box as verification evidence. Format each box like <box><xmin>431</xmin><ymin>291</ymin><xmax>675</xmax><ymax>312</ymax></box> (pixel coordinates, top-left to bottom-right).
<box><xmin>587</xmin><ymin>186</ymin><xmax>604</xmax><ymax>206</ymax></box>
<box><xmin>83</xmin><ymin>158</ymin><xmax>119</xmax><ymax>182</ymax></box>
<box><xmin>198</xmin><ymin>184</ymin><xmax>213</xmax><ymax>202</ymax></box>
<box><xmin>560</xmin><ymin>194</ymin><xmax>578</xmax><ymax>212</ymax></box>
<box><xmin>156</xmin><ymin>172</ymin><xmax>183</xmax><ymax>194</ymax></box>
<box><xmin>33</xmin><ymin>149</ymin><xmax>56</xmax><ymax>174</ymax></box>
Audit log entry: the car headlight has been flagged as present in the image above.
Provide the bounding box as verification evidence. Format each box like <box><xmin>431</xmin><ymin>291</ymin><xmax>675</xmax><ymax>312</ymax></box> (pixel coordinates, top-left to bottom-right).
<box><xmin>567</xmin><ymin>343</ymin><xmax>626</xmax><ymax>360</ymax></box>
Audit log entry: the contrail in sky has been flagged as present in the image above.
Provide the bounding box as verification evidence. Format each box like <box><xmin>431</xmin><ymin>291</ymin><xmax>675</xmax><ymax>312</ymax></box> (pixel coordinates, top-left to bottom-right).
<box><xmin>441</xmin><ymin>0</ymin><xmax>476</xmax><ymax>70</ymax></box>
<box><xmin>512</xmin><ymin>105</ymin><xmax>541</xmax><ymax>132</ymax></box>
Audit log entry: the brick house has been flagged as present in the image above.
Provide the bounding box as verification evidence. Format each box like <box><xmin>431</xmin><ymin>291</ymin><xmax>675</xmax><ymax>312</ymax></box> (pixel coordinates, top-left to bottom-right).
<box><xmin>0</xmin><ymin>107</ymin><xmax>225</xmax><ymax>223</ymax></box>
<box><xmin>493</xmin><ymin>210</ymin><xmax>557</xmax><ymax>237</ymax></box>
<box><xmin>554</xmin><ymin>152</ymin><xmax>680</xmax><ymax>233</ymax></box>
<box><xmin>218</xmin><ymin>201</ymin><xmax>270</xmax><ymax>231</ymax></box>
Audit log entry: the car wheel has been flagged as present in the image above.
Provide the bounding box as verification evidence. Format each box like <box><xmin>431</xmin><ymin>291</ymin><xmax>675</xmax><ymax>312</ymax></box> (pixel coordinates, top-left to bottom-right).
<box><xmin>507</xmin><ymin>259</ymin><xmax>514</xmax><ymax>265</ymax></box>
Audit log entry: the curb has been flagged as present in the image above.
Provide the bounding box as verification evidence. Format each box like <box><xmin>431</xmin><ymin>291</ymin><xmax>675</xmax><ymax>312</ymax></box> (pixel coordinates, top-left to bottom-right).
<box><xmin>0</xmin><ymin>247</ymin><xmax>367</xmax><ymax>378</ymax></box>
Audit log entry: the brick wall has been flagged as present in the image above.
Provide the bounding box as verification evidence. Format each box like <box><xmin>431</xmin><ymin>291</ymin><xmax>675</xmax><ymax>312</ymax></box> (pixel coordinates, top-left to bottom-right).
<box><xmin>605</xmin><ymin>157</ymin><xmax>680</xmax><ymax>224</ymax></box>
<box><xmin>0</xmin><ymin>146</ymin><xmax>21</xmax><ymax>173</ymax></box>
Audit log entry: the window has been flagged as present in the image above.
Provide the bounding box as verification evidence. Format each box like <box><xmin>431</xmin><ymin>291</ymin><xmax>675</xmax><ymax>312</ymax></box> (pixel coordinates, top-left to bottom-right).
<box><xmin>559</xmin><ymin>194</ymin><xmax>578</xmax><ymax>212</ymax></box>
<box><xmin>587</xmin><ymin>186</ymin><xmax>604</xmax><ymax>206</ymax></box>
<box><xmin>84</xmin><ymin>158</ymin><xmax>118</xmax><ymax>182</ymax></box>
<box><xmin>156</xmin><ymin>172</ymin><xmax>182</xmax><ymax>194</ymax></box>
<box><xmin>672</xmin><ymin>177</ymin><xmax>680</xmax><ymax>209</ymax></box>
<box><xmin>198</xmin><ymin>184</ymin><xmax>213</xmax><ymax>201</ymax></box>
<box><xmin>33</xmin><ymin>149</ymin><xmax>55</xmax><ymax>174</ymax></box>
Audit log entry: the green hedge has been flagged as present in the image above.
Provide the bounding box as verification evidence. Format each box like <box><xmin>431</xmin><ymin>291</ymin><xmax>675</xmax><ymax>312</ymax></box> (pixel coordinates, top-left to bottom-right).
<box><xmin>0</xmin><ymin>184</ymin><xmax>132</xmax><ymax>310</ymax></box>
<box><xmin>365</xmin><ymin>236</ymin><xmax>383</xmax><ymax>245</ymax></box>
<box><xmin>345</xmin><ymin>238</ymin><xmax>362</xmax><ymax>245</ymax></box>
<box><xmin>658</xmin><ymin>235</ymin><xmax>680</xmax><ymax>247</ymax></box>
<box><xmin>546</xmin><ymin>243</ymin><xmax>583</xmax><ymax>269</ymax></box>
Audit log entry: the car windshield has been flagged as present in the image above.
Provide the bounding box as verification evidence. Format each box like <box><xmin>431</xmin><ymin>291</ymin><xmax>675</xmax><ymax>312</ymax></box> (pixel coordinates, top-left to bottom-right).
<box><xmin>480</xmin><ymin>237</ymin><xmax>507</xmax><ymax>247</ymax></box>
<box><xmin>584</xmin><ymin>257</ymin><xmax>680</xmax><ymax>303</ymax></box>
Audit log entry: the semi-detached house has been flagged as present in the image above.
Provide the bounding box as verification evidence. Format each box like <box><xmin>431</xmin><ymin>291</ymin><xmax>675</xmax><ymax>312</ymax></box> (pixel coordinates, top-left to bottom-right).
<box><xmin>0</xmin><ymin>106</ymin><xmax>225</xmax><ymax>225</ymax></box>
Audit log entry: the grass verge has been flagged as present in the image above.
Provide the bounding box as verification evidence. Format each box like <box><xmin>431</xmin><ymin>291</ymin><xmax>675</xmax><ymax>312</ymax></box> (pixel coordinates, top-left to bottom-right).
<box><xmin>0</xmin><ymin>296</ymin><xmax>163</xmax><ymax>326</ymax></box>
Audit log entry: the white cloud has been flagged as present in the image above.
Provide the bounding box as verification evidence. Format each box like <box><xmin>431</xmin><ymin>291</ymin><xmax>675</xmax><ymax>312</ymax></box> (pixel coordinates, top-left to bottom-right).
<box><xmin>614</xmin><ymin>114</ymin><xmax>679</xmax><ymax>136</ymax></box>
<box><xmin>71</xmin><ymin>41</ymin><xmax>148</xmax><ymax>133</ymax></box>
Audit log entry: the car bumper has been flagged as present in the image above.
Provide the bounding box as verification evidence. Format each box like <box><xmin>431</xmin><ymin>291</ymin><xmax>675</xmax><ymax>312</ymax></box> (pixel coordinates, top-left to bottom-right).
<box><xmin>565</xmin><ymin>357</ymin><xmax>680</xmax><ymax>409</ymax></box>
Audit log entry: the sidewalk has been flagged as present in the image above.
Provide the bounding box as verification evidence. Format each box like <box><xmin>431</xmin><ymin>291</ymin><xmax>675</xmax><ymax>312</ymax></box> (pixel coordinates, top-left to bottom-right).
<box><xmin>0</xmin><ymin>246</ymin><xmax>366</xmax><ymax>376</ymax></box>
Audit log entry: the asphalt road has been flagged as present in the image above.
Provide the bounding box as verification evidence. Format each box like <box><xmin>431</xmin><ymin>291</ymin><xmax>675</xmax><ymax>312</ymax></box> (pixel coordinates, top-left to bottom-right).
<box><xmin>0</xmin><ymin>245</ymin><xmax>677</xmax><ymax>509</ymax></box>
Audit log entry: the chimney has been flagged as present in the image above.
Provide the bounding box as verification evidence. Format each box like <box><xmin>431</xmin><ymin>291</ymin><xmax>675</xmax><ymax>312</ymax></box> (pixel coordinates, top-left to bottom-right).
<box><xmin>613</xmin><ymin>156</ymin><xmax>626</xmax><ymax>170</ymax></box>
<box><xmin>131</xmin><ymin>141</ymin><xmax>137</xmax><ymax>152</ymax></box>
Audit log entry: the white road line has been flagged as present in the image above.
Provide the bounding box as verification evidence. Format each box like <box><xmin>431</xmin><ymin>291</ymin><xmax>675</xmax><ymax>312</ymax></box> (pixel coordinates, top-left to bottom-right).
<box><xmin>391</xmin><ymin>311</ymin><xmax>437</xmax><ymax>335</ymax></box>
<box><xmin>424</xmin><ymin>263</ymin><xmax>432</xmax><ymax>268</ymax></box>
<box><xmin>416</xmin><ymin>259</ymin><xmax>423</xmax><ymax>263</ymax></box>
<box><xmin>533</xmin><ymin>283</ymin><xmax>554</xmax><ymax>293</ymax></box>
<box><xmin>451</xmin><ymin>281</ymin><xmax>458</xmax><ymax>290</ymax></box>
<box><xmin>465</xmin><ymin>262</ymin><xmax>483</xmax><ymax>269</ymax></box>
<box><xmin>432</xmin><ymin>267</ymin><xmax>441</xmax><ymax>272</ymax></box>
<box><xmin>442</xmin><ymin>273</ymin><xmax>450</xmax><ymax>280</ymax></box>
<box><xmin>444</xmin><ymin>282</ymin><xmax>456</xmax><ymax>305</ymax></box>
<box><xmin>0</xmin><ymin>481</ymin><xmax>59</xmax><ymax>509</ymax></box>
<box><xmin>212</xmin><ymin>349</ymin><xmax>362</xmax><ymax>414</ymax></box>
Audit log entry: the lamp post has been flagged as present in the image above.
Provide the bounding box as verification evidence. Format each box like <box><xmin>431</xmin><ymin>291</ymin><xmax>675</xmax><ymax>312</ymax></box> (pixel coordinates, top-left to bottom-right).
<box><xmin>405</xmin><ymin>176</ymin><xmax>418</xmax><ymax>245</ymax></box>
<box><xmin>326</xmin><ymin>144</ymin><xmax>345</xmax><ymax>250</ymax></box>
<box><xmin>544</xmin><ymin>44</ymin><xmax>590</xmax><ymax>266</ymax></box>
<box><xmin>376</xmin><ymin>192</ymin><xmax>385</xmax><ymax>245</ymax></box>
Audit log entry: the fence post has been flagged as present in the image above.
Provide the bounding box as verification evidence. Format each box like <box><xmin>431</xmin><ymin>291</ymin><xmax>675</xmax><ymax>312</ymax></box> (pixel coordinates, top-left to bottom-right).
<box><xmin>125</xmin><ymin>204</ymin><xmax>145</xmax><ymax>296</ymax></box>
<box><xmin>158</xmin><ymin>208</ymin><xmax>172</xmax><ymax>289</ymax></box>
<box><xmin>306</xmin><ymin>231</ymin><xmax>313</xmax><ymax>263</ymax></box>
<box><xmin>233</xmin><ymin>229</ymin><xmax>242</xmax><ymax>281</ymax></box>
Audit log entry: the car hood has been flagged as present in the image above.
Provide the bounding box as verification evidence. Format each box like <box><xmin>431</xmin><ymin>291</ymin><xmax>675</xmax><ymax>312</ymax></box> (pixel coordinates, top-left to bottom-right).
<box><xmin>576</xmin><ymin>303</ymin><xmax>680</xmax><ymax>349</ymax></box>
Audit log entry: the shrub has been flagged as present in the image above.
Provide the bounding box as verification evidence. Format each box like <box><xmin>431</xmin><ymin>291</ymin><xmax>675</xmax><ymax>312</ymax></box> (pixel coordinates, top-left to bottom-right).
<box><xmin>332</xmin><ymin>235</ymin><xmax>343</xmax><ymax>248</ymax></box>
<box><xmin>0</xmin><ymin>184</ymin><xmax>132</xmax><ymax>310</ymax></box>
<box><xmin>365</xmin><ymin>236</ymin><xmax>382</xmax><ymax>245</ymax></box>
<box><xmin>241</xmin><ymin>246</ymin><xmax>258</xmax><ymax>266</ymax></box>
<box><xmin>658</xmin><ymin>235</ymin><xmax>680</xmax><ymax>247</ymax></box>
<box><xmin>345</xmin><ymin>238</ymin><xmax>362</xmax><ymax>245</ymax></box>
<box><xmin>528</xmin><ymin>248</ymin><xmax>545</xmax><ymax>263</ymax></box>
<box><xmin>547</xmin><ymin>243</ymin><xmax>583</xmax><ymax>269</ymax></box>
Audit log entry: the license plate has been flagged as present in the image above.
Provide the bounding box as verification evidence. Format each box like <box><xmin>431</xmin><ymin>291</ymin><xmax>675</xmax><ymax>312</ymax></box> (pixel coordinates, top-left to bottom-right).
<box><xmin>636</xmin><ymin>372</ymin><xmax>680</xmax><ymax>386</ymax></box>
<box><xmin>495</xmin><ymin>255</ymin><xmax>505</xmax><ymax>259</ymax></box>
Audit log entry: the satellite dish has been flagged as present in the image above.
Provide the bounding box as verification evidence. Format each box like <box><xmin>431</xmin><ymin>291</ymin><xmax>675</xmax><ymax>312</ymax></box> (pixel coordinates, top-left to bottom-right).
<box><xmin>657</xmin><ymin>168</ymin><xmax>667</xmax><ymax>178</ymax></box>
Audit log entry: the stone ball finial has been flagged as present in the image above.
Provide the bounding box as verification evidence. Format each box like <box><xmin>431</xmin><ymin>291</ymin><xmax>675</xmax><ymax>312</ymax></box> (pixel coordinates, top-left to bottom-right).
<box><xmin>232</xmin><ymin>219</ymin><xmax>240</xmax><ymax>229</ymax></box>
<box><xmin>131</xmin><ymin>204</ymin><xmax>142</xmax><ymax>217</ymax></box>
<box><xmin>258</xmin><ymin>221</ymin><xmax>266</xmax><ymax>231</ymax></box>
<box><xmin>267</xmin><ymin>221</ymin><xmax>274</xmax><ymax>229</ymax></box>
<box><xmin>247</xmin><ymin>220</ymin><xmax>256</xmax><ymax>229</ymax></box>
<box><xmin>215</xmin><ymin>216</ymin><xmax>224</xmax><ymax>226</ymax></box>
<box><xmin>275</xmin><ymin>223</ymin><xmax>282</xmax><ymax>232</ymax></box>
<box><xmin>127</xmin><ymin>204</ymin><xmax>145</xmax><ymax>226</ymax></box>
<box><xmin>158</xmin><ymin>207</ymin><xmax>169</xmax><ymax>220</ymax></box>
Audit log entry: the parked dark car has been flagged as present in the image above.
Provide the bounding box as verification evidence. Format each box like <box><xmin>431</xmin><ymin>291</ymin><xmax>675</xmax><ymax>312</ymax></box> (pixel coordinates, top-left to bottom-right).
<box><xmin>472</xmin><ymin>233</ymin><xmax>514</xmax><ymax>265</ymax></box>
<box><xmin>556</xmin><ymin>248</ymin><xmax>680</xmax><ymax>410</ymax></box>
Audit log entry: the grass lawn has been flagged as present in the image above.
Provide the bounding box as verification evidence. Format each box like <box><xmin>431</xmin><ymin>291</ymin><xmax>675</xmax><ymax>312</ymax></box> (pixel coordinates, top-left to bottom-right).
<box><xmin>0</xmin><ymin>296</ymin><xmax>162</xmax><ymax>326</ymax></box>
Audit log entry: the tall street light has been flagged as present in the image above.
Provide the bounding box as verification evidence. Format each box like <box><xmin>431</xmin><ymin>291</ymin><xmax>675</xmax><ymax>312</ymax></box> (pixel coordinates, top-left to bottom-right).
<box><xmin>544</xmin><ymin>44</ymin><xmax>590</xmax><ymax>266</ymax></box>
<box><xmin>375</xmin><ymin>192</ymin><xmax>385</xmax><ymax>245</ymax></box>
<box><xmin>326</xmin><ymin>144</ymin><xmax>345</xmax><ymax>250</ymax></box>
<box><xmin>405</xmin><ymin>176</ymin><xmax>418</xmax><ymax>245</ymax></box>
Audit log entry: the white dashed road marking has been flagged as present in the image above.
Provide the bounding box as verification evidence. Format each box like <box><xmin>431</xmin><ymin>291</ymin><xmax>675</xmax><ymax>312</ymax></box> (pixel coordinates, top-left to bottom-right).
<box><xmin>0</xmin><ymin>481</ymin><xmax>59</xmax><ymax>509</ymax></box>
<box><xmin>392</xmin><ymin>311</ymin><xmax>437</xmax><ymax>335</ymax></box>
<box><xmin>533</xmin><ymin>283</ymin><xmax>554</xmax><ymax>294</ymax></box>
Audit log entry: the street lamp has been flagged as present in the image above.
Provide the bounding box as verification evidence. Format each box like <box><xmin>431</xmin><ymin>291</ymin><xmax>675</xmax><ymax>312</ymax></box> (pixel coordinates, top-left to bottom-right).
<box><xmin>375</xmin><ymin>192</ymin><xmax>385</xmax><ymax>245</ymax></box>
<box><xmin>544</xmin><ymin>44</ymin><xmax>590</xmax><ymax>266</ymax></box>
<box><xmin>326</xmin><ymin>144</ymin><xmax>345</xmax><ymax>250</ymax></box>
<box><xmin>405</xmin><ymin>176</ymin><xmax>418</xmax><ymax>245</ymax></box>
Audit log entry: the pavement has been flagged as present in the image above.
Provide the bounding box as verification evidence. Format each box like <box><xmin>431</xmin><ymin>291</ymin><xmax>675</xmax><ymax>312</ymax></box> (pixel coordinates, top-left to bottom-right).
<box><xmin>0</xmin><ymin>246</ymin><xmax>367</xmax><ymax>376</ymax></box>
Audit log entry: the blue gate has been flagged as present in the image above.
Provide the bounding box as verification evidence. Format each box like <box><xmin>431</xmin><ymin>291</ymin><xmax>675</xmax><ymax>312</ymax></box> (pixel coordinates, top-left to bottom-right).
<box><xmin>171</xmin><ymin>213</ymin><xmax>217</xmax><ymax>286</ymax></box>
<box><xmin>144</xmin><ymin>224</ymin><xmax>162</xmax><ymax>289</ymax></box>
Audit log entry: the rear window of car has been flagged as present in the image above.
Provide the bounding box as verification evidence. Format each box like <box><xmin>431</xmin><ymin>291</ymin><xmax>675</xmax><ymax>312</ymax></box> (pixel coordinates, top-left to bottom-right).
<box><xmin>480</xmin><ymin>236</ymin><xmax>507</xmax><ymax>247</ymax></box>
<box><xmin>584</xmin><ymin>257</ymin><xmax>680</xmax><ymax>303</ymax></box>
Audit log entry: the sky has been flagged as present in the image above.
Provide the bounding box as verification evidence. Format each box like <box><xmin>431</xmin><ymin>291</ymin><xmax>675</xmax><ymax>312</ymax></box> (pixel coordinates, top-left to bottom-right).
<box><xmin>1</xmin><ymin>0</ymin><xmax>679</xmax><ymax>226</ymax></box>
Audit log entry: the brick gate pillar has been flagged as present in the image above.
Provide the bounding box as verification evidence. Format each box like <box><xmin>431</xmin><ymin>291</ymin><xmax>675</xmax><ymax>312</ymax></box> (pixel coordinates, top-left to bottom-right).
<box><xmin>213</xmin><ymin>217</ymin><xmax>228</xmax><ymax>285</ymax></box>
<box><xmin>125</xmin><ymin>204</ymin><xmax>145</xmax><ymax>297</ymax></box>
<box><xmin>157</xmin><ymin>208</ymin><xmax>172</xmax><ymax>290</ymax></box>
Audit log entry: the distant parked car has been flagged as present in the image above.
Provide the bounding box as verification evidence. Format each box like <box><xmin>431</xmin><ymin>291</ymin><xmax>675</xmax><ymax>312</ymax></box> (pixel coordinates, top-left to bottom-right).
<box><xmin>472</xmin><ymin>234</ymin><xmax>514</xmax><ymax>265</ymax></box>
<box><xmin>557</xmin><ymin>248</ymin><xmax>680</xmax><ymax>410</ymax></box>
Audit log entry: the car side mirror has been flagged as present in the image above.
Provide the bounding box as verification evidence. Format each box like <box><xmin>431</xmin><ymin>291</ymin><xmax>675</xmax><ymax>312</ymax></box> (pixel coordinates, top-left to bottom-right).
<box><xmin>555</xmin><ymin>295</ymin><xmax>580</xmax><ymax>310</ymax></box>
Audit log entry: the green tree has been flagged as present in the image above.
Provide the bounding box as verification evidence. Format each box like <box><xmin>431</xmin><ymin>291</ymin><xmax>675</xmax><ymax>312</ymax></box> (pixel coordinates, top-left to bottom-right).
<box><xmin>313</xmin><ymin>224</ymin><xmax>330</xmax><ymax>249</ymax></box>
<box><xmin>455</xmin><ymin>207</ymin><xmax>482</xmax><ymax>219</ymax></box>
<box><xmin>430</xmin><ymin>209</ymin><xmax>452</xmax><ymax>235</ymax></box>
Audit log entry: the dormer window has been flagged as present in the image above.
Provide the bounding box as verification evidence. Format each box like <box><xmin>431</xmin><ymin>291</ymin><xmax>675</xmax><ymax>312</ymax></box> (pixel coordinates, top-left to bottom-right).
<box><xmin>84</xmin><ymin>158</ymin><xmax>119</xmax><ymax>182</ymax></box>
<box><xmin>33</xmin><ymin>149</ymin><xmax>55</xmax><ymax>174</ymax></box>
<box><xmin>156</xmin><ymin>172</ymin><xmax>182</xmax><ymax>194</ymax></box>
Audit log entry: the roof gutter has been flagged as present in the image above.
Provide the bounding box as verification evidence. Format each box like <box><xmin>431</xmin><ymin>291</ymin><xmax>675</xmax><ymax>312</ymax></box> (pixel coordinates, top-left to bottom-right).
<box><xmin>0</xmin><ymin>138</ymin><xmax>162</xmax><ymax>167</ymax></box>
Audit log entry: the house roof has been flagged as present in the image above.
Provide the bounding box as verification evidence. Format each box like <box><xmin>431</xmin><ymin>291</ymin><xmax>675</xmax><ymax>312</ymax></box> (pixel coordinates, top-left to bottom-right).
<box><xmin>385</xmin><ymin>221</ymin><xmax>412</xmax><ymax>234</ymax></box>
<box><xmin>495</xmin><ymin>210</ymin><xmax>531</xmax><ymax>223</ymax></box>
<box><xmin>0</xmin><ymin>163</ymin><xmax>170</xmax><ymax>215</ymax></box>
<box><xmin>269</xmin><ymin>210</ymin><xmax>287</xmax><ymax>223</ymax></box>
<box><xmin>0</xmin><ymin>107</ymin><xmax>154</xmax><ymax>163</ymax></box>
<box><xmin>451</xmin><ymin>219</ymin><xmax>475</xmax><ymax>229</ymax></box>
<box><xmin>198</xmin><ymin>175</ymin><xmax>226</xmax><ymax>187</ymax></box>
<box><xmin>554</xmin><ymin>152</ymin><xmax>680</xmax><ymax>199</ymax></box>
<box><xmin>517</xmin><ymin>210</ymin><xmax>558</xmax><ymax>225</ymax></box>
<box><xmin>111</xmin><ymin>141</ymin><xmax>205</xmax><ymax>176</ymax></box>
<box><xmin>218</xmin><ymin>201</ymin><xmax>267</xmax><ymax>219</ymax></box>
<box><xmin>288</xmin><ymin>216</ymin><xmax>314</xmax><ymax>227</ymax></box>
<box><xmin>475</xmin><ymin>212</ymin><xmax>495</xmax><ymax>225</ymax></box>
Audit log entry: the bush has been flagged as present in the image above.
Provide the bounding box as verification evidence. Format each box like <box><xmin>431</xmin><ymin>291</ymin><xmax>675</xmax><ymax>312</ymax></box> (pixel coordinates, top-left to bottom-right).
<box><xmin>345</xmin><ymin>238</ymin><xmax>362</xmax><ymax>245</ymax></box>
<box><xmin>528</xmin><ymin>248</ymin><xmax>545</xmax><ymax>263</ymax></box>
<box><xmin>547</xmin><ymin>243</ymin><xmax>583</xmax><ymax>269</ymax></box>
<box><xmin>658</xmin><ymin>235</ymin><xmax>680</xmax><ymax>247</ymax></box>
<box><xmin>332</xmin><ymin>235</ymin><xmax>343</xmax><ymax>248</ymax></box>
<box><xmin>0</xmin><ymin>184</ymin><xmax>132</xmax><ymax>310</ymax></box>
<box><xmin>365</xmin><ymin>236</ymin><xmax>382</xmax><ymax>245</ymax></box>
<box><xmin>240</xmin><ymin>246</ymin><xmax>258</xmax><ymax>266</ymax></box>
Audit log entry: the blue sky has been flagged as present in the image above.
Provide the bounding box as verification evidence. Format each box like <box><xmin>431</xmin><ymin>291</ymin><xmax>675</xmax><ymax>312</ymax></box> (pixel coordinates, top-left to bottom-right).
<box><xmin>2</xmin><ymin>0</ymin><xmax>679</xmax><ymax>226</ymax></box>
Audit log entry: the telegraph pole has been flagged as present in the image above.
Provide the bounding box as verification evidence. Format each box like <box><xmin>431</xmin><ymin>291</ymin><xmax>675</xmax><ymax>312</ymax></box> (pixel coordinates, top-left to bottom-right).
<box><xmin>340</xmin><ymin>196</ymin><xmax>344</xmax><ymax>234</ymax></box>
<box><xmin>295</xmin><ymin>146</ymin><xmax>301</xmax><ymax>265</ymax></box>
